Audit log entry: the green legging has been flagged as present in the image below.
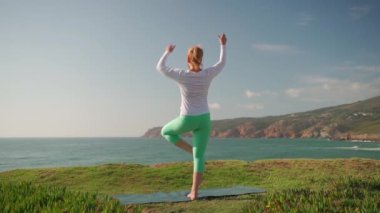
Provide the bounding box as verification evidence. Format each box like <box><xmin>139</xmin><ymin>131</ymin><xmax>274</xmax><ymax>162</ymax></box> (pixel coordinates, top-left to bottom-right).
<box><xmin>161</xmin><ymin>112</ymin><xmax>211</xmax><ymax>173</ymax></box>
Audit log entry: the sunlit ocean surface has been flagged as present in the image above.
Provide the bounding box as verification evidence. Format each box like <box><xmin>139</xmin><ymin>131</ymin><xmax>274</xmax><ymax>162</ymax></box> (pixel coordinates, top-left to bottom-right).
<box><xmin>0</xmin><ymin>137</ymin><xmax>379</xmax><ymax>172</ymax></box>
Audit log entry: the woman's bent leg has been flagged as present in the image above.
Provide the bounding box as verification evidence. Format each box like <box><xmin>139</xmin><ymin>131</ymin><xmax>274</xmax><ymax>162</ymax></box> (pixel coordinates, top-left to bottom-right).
<box><xmin>161</xmin><ymin>117</ymin><xmax>181</xmax><ymax>144</ymax></box>
<box><xmin>161</xmin><ymin>116</ymin><xmax>197</xmax><ymax>153</ymax></box>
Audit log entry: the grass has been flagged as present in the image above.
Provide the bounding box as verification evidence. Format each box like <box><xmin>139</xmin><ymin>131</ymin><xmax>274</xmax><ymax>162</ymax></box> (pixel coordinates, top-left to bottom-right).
<box><xmin>0</xmin><ymin>158</ymin><xmax>379</xmax><ymax>212</ymax></box>
<box><xmin>241</xmin><ymin>178</ymin><xmax>380</xmax><ymax>212</ymax></box>
<box><xmin>352</xmin><ymin>119</ymin><xmax>380</xmax><ymax>134</ymax></box>
<box><xmin>0</xmin><ymin>181</ymin><xmax>126</xmax><ymax>212</ymax></box>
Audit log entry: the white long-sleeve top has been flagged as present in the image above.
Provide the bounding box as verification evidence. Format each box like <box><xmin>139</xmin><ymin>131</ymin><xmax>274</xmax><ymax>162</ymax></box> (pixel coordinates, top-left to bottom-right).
<box><xmin>156</xmin><ymin>44</ymin><xmax>226</xmax><ymax>116</ymax></box>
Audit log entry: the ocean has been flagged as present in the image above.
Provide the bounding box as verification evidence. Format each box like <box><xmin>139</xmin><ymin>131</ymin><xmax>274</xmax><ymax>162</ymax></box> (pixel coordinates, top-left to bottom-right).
<box><xmin>0</xmin><ymin>137</ymin><xmax>379</xmax><ymax>172</ymax></box>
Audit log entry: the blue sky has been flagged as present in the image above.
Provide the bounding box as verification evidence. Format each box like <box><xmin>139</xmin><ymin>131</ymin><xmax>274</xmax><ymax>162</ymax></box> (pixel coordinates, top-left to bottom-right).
<box><xmin>1</xmin><ymin>0</ymin><xmax>379</xmax><ymax>137</ymax></box>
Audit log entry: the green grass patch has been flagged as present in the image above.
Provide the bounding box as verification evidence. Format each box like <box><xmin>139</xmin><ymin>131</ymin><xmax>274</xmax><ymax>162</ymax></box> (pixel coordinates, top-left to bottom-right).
<box><xmin>352</xmin><ymin>119</ymin><xmax>380</xmax><ymax>134</ymax></box>
<box><xmin>1</xmin><ymin>158</ymin><xmax>379</xmax><ymax>212</ymax></box>
<box><xmin>0</xmin><ymin>181</ymin><xmax>127</xmax><ymax>212</ymax></box>
<box><xmin>240</xmin><ymin>177</ymin><xmax>380</xmax><ymax>212</ymax></box>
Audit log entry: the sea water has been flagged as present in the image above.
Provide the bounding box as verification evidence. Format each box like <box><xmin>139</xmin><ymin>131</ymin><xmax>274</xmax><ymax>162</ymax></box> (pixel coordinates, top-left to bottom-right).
<box><xmin>0</xmin><ymin>137</ymin><xmax>379</xmax><ymax>172</ymax></box>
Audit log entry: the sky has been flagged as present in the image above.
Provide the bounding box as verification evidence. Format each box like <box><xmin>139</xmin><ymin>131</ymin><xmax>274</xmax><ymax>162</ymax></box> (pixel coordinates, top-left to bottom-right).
<box><xmin>1</xmin><ymin>0</ymin><xmax>380</xmax><ymax>137</ymax></box>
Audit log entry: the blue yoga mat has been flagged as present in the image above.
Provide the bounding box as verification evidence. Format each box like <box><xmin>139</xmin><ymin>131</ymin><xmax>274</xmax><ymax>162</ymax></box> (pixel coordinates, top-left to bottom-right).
<box><xmin>113</xmin><ymin>185</ymin><xmax>265</xmax><ymax>204</ymax></box>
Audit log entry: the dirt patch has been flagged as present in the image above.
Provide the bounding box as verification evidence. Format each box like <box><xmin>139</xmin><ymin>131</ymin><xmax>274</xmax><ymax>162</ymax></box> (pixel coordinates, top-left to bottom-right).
<box><xmin>149</xmin><ymin>162</ymin><xmax>176</xmax><ymax>168</ymax></box>
<box><xmin>247</xmin><ymin>160</ymin><xmax>292</xmax><ymax>171</ymax></box>
<box><xmin>38</xmin><ymin>170</ymin><xmax>56</xmax><ymax>179</ymax></box>
<box><xmin>342</xmin><ymin>159</ymin><xmax>380</xmax><ymax>172</ymax></box>
<box><xmin>246</xmin><ymin>159</ymin><xmax>380</xmax><ymax>174</ymax></box>
<box><xmin>206</xmin><ymin>161</ymin><xmax>227</xmax><ymax>167</ymax></box>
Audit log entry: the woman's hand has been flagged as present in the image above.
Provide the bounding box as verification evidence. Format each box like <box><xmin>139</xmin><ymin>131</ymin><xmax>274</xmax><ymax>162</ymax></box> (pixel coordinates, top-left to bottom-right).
<box><xmin>218</xmin><ymin>33</ymin><xmax>227</xmax><ymax>45</ymax></box>
<box><xmin>166</xmin><ymin>44</ymin><xmax>176</xmax><ymax>53</ymax></box>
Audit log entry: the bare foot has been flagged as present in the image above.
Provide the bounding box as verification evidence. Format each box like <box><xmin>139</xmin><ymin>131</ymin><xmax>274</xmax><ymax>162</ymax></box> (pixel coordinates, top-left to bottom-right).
<box><xmin>187</xmin><ymin>191</ymin><xmax>198</xmax><ymax>200</ymax></box>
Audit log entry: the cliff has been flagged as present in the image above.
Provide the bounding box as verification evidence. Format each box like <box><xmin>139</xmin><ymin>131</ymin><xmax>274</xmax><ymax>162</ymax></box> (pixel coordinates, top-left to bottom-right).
<box><xmin>143</xmin><ymin>96</ymin><xmax>380</xmax><ymax>141</ymax></box>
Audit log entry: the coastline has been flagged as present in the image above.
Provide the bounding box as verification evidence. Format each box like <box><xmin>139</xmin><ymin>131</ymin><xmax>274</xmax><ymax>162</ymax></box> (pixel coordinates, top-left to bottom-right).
<box><xmin>142</xmin><ymin>129</ymin><xmax>380</xmax><ymax>143</ymax></box>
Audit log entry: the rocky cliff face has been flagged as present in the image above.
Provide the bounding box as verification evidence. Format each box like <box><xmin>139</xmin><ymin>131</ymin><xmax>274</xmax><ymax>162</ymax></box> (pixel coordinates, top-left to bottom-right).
<box><xmin>143</xmin><ymin>96</ymin><xmax>380</xmax><ymax>141</ymax></box>
<box><xmin>143</xmin><ymin>127</ymin><xmax>162</xmax><ymax>138</ymax></box>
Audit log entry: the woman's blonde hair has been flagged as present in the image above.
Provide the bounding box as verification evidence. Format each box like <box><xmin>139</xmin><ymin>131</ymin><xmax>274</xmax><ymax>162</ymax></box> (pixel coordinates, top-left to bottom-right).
<box><xmin>187</xmin><ymin>46</ymin><xmax>203</xmax><ymax>71</ymax></box>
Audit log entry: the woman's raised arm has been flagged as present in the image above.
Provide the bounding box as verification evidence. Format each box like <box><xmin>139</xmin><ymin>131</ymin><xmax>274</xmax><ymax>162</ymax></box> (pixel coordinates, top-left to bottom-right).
<box><xmin>156</xmin><ymin>44</ymin><xmax>182</xmax><ymax>80</ymax></box>
<box><xmin>205</xmin><ymin>33</ymin><xmax>227</xmax><ymax>78</ymax></box>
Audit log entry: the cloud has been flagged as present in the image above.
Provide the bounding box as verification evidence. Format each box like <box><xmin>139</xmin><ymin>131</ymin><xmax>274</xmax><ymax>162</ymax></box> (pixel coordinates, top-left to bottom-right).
<box><xmin>285</xmin><ymin>88</ymin><xmax>302</xmax><ymax>98</ymax></box>
<box><xmin>253</xmin><ymin>43</ymin><xmax>297</xmax><ymax>54</ymax></box>
<box><xmin>303</xmin><ymin>76</ymin><xmax>340</xmax><ymax>84</ymax></box>
<box><xmin>335</xmin><ymin>65</ymin><xmax>380</xmax><ymax>73</ymax></box>
<box><xmin>209</xmin><ymin>102</ymin><xmax>221</xmax><ymax>110</ymax></box>
<box><xmin>245</xmin><ymin>89</ymin><xmax>261</xmax><ymax>98</ymax></box>
<box><xmin>238</xmin><ymin>103</ymin><xmax>264</xmax><ymax>111</ymax></box>
<box><xmin>297</xmin><ymin>13</ymin><xmax>314</xmax><ymax>26</ymax></box>
<box><xmin>349</xmin><ymin>5</ymin><xmax>370</xmax><ymax>20</ymax></box>
<box><xmin>287</xmin><ymin>75</ymin><xmax>380</xmax><ymax>102</ymax></box>
<box><xmin>261</xmin><ymin>90</ymin><xmax>278</xmax><ymax>96</ymax></box>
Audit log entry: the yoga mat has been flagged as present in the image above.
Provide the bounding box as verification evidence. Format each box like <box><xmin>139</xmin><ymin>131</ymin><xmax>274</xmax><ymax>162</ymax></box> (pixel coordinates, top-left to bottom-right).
<box><xmin>113</xmin><ymin>185</ymin><xmax>265</xmax><ymax>204</ymax></box>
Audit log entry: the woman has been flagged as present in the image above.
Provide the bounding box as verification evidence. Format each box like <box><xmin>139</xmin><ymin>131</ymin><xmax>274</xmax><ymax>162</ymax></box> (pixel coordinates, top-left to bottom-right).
<box><xmin>156</xmin><ymin>33</ymin><xmax>227</xmax><ymax>200</ymax></box>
